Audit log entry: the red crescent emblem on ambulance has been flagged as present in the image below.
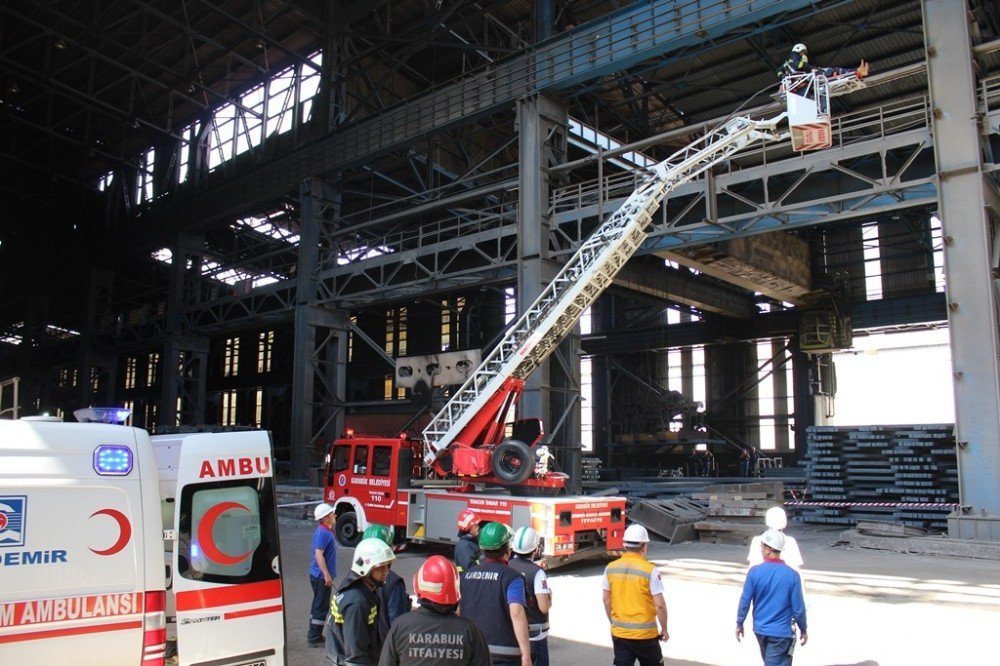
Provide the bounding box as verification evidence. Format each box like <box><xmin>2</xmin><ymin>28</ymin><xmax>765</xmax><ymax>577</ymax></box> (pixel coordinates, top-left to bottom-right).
<box><xmin>198</xmin><ymin>501</ymin><xmax>254</xmax><ymax>565</ymax></box>
<box><xmin>89</xmin><ymin>508</ymin><xmax>132</xmax><ymax>556</ymax></box>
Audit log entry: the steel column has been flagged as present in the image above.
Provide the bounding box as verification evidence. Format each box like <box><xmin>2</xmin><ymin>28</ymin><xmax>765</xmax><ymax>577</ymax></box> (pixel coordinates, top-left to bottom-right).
<box><xmin>516</xmin><ymin>94</ymin><xmax>580</xmax><ymax>450</ymax></box>
<box><xmin>290</xmin><ymin>178</ymin><xmax>348</xmax><ymax>480</ymax></box>
<box><xmin>923</xmin><ymin>0</ymin><xmax>1000</xmax><ymax>516</ymax></box>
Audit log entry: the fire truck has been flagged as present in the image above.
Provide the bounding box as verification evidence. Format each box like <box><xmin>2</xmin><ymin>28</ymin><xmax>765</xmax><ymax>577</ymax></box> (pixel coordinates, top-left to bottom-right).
<box><xmin>323</xmin><ymin>72</ymin><xmax>862</xmax><ymax>566</ymax></box>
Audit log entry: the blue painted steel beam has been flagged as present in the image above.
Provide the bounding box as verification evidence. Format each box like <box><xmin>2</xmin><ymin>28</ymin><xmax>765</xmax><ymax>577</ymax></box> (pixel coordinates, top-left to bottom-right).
<box><xmin>642</xmin><ymin>183</ymin><xmax>938</xmax><ymax>252</ymax></box>
<box><xmin>540</xmin><ymin>0</ymin><xmax>818</xmax><ymax>92</ymax></box>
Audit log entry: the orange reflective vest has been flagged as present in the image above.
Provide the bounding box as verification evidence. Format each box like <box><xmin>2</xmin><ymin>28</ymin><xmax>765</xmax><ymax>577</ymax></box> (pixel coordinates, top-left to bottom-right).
<box><xmin>605</xmin><ymin>551</ymin><xmax>659</xmax><ymax>640</ymax></box>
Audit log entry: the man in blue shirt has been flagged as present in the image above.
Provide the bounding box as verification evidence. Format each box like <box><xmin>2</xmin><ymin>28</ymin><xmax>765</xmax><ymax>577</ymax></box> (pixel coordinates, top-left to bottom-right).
<box><xmin>736</xmin><ymin>529</ymin><xmax>807</xmax><ymax>666</ymax></box>
<box><xmin>310</xmin><ymin>503</ymin><xmax>338</xmax><ymax>647</ymax></box>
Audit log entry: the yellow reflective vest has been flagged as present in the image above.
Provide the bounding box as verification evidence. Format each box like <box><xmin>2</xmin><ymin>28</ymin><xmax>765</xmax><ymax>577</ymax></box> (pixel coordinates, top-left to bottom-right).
<box><xmin>605</xmin><ymin>551</ymin><xmax>659</xmax><ymax>640</ymax></box>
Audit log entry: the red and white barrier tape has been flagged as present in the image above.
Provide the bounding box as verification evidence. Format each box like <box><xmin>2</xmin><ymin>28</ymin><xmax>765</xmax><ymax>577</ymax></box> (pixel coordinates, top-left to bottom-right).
<box><xmin>784</xmin><ymin>501</ymin><xmax>959</xmax><ymax>509</ymax></box>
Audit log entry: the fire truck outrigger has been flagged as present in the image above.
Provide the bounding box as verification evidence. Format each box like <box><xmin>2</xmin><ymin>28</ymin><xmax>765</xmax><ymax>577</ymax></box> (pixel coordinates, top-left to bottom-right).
<box><xmin>323</xmin><ymin>71</ymin><xmax>863</xmax><ymax>567</ymax></box>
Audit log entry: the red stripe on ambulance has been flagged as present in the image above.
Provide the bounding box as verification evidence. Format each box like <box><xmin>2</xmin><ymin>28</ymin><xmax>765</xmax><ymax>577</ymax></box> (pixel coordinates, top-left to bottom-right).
<box><xmin>175</xmin><ymin>579</ymin><xmax>281</xmax><ymax>612</ymax></box>
<box><xmin>224</xmin><ymin>604</ymin><xmax>283</xmax><ymax>620</ymax></box>
<box><xmin>0</xmin><ymin>619</ymin><xmax>143</xmax><ymax>645</ymax></box>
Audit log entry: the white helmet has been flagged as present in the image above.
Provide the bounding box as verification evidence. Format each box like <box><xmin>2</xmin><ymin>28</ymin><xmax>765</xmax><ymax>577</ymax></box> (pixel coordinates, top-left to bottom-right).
<box><xmin>760</xmin><ymin>528</ymin><xmax>785</xmax><ymax>552</ymax></box>
<box><xmin>512</xmin><ymin>526</ymin><xmax>541</xmax><ymax>554</ymax></box>
<box><xmin>352</xmin><ymin>537</ymin><xmax>396</xmax><ymax>576</ymax></box>
<box><xmin>623</xmin><ymin>524</ymin><xmax>650</xmax><ymax>546</ymax></box>
<box><xmin>765</xmin><ymin>506</ymin><xmax>787</xmax><ymax>530</ymax></box>
<box><xmin>791</xmin><ymin>43</ymin><xmax>807</xmax><ymax>53</ymax></box>
<box><xmin>314</xmin><ymin>503</ymin><xmax>335</xmax><ymax>522</ymax></box>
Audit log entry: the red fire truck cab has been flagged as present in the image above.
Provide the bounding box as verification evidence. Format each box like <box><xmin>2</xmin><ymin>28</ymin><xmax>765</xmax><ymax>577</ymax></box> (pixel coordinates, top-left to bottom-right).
<box><xmin>323</xmin><ymin>432</ymin><xmax>626</xmax><ymax>568</ymax></box>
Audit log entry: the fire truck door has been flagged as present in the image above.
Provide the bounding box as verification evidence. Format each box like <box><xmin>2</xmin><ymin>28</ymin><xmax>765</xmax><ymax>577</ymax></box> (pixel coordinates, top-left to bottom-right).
<box><xmin>172</xmin><ymin>432</ymin><xmax>285</xmax><ymax>666</ymax></box>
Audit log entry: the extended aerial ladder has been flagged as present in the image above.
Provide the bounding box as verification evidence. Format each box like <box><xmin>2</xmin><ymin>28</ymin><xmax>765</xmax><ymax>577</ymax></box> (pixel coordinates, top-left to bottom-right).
<box><xmin>421</xmin><ymin>113</ymin><xmax>793</xmax><ymax>487</ymax></box>
<box><xmin>419</xmin><ymin>71</ymin><xmax>863</xmax><ymax>490</ymax></box>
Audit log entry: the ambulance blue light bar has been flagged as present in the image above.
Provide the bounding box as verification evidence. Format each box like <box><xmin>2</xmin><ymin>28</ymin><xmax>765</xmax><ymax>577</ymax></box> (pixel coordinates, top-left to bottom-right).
<box><xmin>74</xmin><ymin>407</ymin><xmax>132</xmax><ymax>424</ymax></box>
<box><xmin>94</xmin><ymin>445</ymin><xmax>134</xmax><ymax>476</ymax></box>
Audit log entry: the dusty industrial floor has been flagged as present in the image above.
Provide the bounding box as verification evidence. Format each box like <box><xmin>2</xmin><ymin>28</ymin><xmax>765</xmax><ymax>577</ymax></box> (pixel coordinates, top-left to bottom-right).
<box><xmin>280</xmin><ymin>521</ymin><xmax>999</xmax><ymax>665</ymax></box>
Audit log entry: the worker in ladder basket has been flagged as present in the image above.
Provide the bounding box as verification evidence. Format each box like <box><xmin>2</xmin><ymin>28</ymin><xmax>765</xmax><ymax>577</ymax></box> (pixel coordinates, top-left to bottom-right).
<box><xmin>778</xmin><ymin>43</ymin><xmax>869</xmax><ymax>82</ymax></box>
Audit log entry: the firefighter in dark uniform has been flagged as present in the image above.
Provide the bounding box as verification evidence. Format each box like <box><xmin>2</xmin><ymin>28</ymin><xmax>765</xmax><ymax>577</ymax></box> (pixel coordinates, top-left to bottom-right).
<box><xmin>778</xmin><ymin>43</ymin><xmax>869</xmax><ymax>80</ymax></box>
<box><xmin>459</xmin><ymin>522</ymin><xmax>532</xmax><ymax>666</ymax></box>
<box><xmin>453</xmin><ymin>508</ymin><xmax>482</xmax><ymax>572</ymax></box>
<box><xmin>378</xmin><ymin>555</ymin><xmax>491</xmax><ymax>666</ymax></box>
<box><xmin>362</xmin><ymin>524</ymin><xmax>411</xmax><ymax>644</ymax></box>
<box><xmin>508</xmin><ymin>526</ymin><xmax>553</xmax><ymax>666</ymax></box>
<box><xmin>326</xmin><ymin>537</ymin><xmax>396</xmax><ymax>666</ymax></box>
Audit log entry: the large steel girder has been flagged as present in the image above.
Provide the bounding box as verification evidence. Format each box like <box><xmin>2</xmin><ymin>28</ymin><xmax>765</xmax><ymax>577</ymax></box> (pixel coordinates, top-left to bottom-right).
<box><xmin>315</xmin><ymin>226</ymin><xmax>519</xmax><ymax>309</ymax></box>
<box><xmin>96</xmin><ymin>127</ymin><xmax>939</xmax><ymax>342</ymax></box>
<box><xmin>647</xmin><ymin>129</ymin><xmax>937</xmax><ymax>251</ymax></box>
<box><xmin>550</xmin><ymin>127</ymin><xmax>937</xmax><ymax>256</ymax></box>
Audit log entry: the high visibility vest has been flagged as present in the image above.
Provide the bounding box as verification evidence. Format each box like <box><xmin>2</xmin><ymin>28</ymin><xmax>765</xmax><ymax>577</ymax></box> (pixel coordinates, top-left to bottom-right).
<box><xmin>605</xmin><ymin>552</ymin><xmax>659</xmax><ymax>640</ymax></box>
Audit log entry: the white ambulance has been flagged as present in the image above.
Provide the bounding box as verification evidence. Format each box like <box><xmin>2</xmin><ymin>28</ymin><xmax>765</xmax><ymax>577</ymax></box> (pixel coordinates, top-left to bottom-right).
<box><xmin>0</xmin><ymin>412</ymin><xmax>286</xmax><ymax>666</ymax></box>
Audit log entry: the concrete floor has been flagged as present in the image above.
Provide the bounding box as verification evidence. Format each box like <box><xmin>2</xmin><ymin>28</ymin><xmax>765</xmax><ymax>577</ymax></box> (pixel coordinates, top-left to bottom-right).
<box><xmin>280</xmin><ymin>521</ymin><xmax>1000</xmax><ymax>665</ymax></box>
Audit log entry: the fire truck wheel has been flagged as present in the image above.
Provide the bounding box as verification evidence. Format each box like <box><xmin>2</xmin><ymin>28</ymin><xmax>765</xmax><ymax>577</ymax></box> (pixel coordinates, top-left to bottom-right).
<box><xmin>335</xmin><ymin>511</ymin><xmax>363</xmax><ymax>547</ymax></box>
<box><xmin>492</xmin><ymin>439</ymin><xmax>533</xmax><ymax>484</ymax></box>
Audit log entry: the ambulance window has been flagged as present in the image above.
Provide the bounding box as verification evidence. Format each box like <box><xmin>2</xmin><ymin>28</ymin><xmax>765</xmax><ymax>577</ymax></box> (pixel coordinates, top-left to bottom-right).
<box><xmin>372</xmin><ymin>446</ymin><xmax>392</xmax><ymax>476</ymax></box>
<box><xmin>353</xmin><ymin>445</ymin><xmax>369</xmax><ymax>474</ymax></box>
<box><xmin>177</xmin><ymin>478</ymin><xmax>280</xmax><ymax>585</ymax></box>
<box><xmin>332</xmin><ymin>445</ymin><xmax>350</xmax><ymax>473</ymax></box>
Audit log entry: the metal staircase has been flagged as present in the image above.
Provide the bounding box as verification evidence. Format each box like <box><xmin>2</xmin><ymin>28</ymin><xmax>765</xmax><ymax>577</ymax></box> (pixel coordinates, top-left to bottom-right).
<box><xmin>421</xmin><ymin>112</ymin><xmax>790</xmax><ymax>464</ymax></box>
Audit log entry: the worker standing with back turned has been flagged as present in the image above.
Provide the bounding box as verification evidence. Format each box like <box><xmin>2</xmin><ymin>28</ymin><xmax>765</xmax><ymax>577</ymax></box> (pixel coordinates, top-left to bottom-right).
<box><xmin>508</xmin><ymin>526</ymin><xmax>553</xmax><ymax>666</ymax></box>
<box><xmin>602</xmin><ymin>524</ymin><xmax>669</xmax><ymax>666</ymax></box>
<box><xmin>378</xmin><ymin>555</ymin><xmax>491</xmax><ymax>666</ymax></box>
<box><xmin>459</xmin><ymin>521</ymin><xmax>532</xmax><ymax>666</ymax></box>
<box><xmin>736</xmin><ymin>529</ymin><xmax>808</xmax><ymax>666</ymax></box>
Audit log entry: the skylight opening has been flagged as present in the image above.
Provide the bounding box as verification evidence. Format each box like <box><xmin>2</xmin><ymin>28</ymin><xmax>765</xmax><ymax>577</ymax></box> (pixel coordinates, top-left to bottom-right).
<box><xmin>151</xmin><ymin>248</ymin><xmax>279</xmax><ymax>289</ymax></box>
<box><xmin>0</xmin><ymin>328</ymin><xmax>23</xmax><ymax>345</ymax></box>
<box><xmin>235</xmin><ymin>214</ymin><xmax>300</xmax><ymax>244</ymax></box>
<box><xmin>46</xmin><ymin>324</ymin><xmax>81</xmax><ymax>339</ymax></box>
<box><xmin>336</xmin><ymin>245</ymin><xmax>393</xmax><ymax>265</ymax></box>
<box><xmin>568</xmin><ymin>118</ymin><xmax>656</xmax><ymax>171</ymax></box>
<box><xmin>98</xmin><ymin>171</ymin><xmax>114</xmax><ymax>192</ymax></box>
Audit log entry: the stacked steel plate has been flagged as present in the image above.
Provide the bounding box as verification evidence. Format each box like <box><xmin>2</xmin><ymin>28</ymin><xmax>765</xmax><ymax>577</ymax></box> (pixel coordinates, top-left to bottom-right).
<box><xmin>801</xmin><ymin>424</ymin><xmax>957</xmax><ymax>530</ymax></box>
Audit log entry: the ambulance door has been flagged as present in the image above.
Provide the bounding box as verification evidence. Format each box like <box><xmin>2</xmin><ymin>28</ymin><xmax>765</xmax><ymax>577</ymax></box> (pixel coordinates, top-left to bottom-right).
<box><xmin>172</xmin><ymin>431</ymin><xmax>285</xmax><ymax>666</ymax></box>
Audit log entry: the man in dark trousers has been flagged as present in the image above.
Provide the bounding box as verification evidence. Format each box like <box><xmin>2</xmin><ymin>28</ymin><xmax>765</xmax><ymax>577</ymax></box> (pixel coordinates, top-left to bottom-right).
<box><xmin>310</xmin><ymin>503</ymin><xmax>338</xmax><ymax>647</ymax></box>
<box><xmin>378</xmin><ymin>555</ymin><xmax>491</xmax><ymax>666</ymax></box>
<box><xmin>326</xmin><ymin>537</ymin><xmax>396</xmax><ymax>666</ymax></box>
<box><xmin>362</xmin><ymin>523</ymin><xmax>411</xmax><ymax>644</ymax></box>
<box><xmin>736</xmin><ymin>529</ymin><xmax>808</xmax><ymax>666</ymax></box>
<box><xmin>453</xmin><ymin>508</ymin><xmax>481</xmax><ymax>572</ymax></box>
<box><xmin>508</xmin><ymin>526</ymin><xmax>552</xmax><ymax>666</ymax></box>
<box><xmin>603</xmin><ymin>524</ymin><xmax>669</xmax><ymax>666</ymax></box>
<box><xmin>459</xmin><ymin>521</ymin><xmax>532</xmax><ymax>666</ymax></box>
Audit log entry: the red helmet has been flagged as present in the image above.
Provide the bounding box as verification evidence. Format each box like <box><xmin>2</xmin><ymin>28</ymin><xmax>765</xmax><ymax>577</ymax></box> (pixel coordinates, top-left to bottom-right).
<box><xmin>457</xmin><ymin>508</ymin><xmax>479</xmax><ymax>532</ymax></box>
<box><xmin>413</xmin><ymin>555</ymin><xmax>461</xmax><ymax>605</ymax></box>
